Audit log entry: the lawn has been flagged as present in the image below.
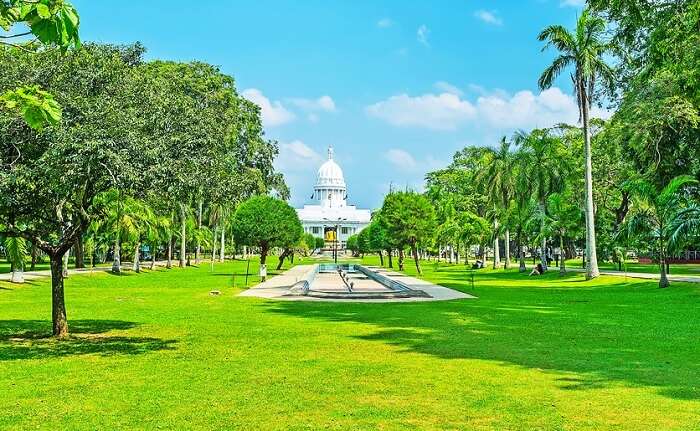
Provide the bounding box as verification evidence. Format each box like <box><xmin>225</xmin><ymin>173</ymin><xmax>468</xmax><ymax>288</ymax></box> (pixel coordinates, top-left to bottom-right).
<box><xmin>1</xmin><ymin>256</ymin><xmax>699</xmax><ymax>430</ymax></box>
<box><xmin>563</xmin><ymin>258</ymin><xmax>700</xmax><ymax>276</ymax></box>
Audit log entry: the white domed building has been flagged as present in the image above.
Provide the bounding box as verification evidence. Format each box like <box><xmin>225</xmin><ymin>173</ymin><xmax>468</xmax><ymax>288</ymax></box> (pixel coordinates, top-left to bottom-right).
<box><xmin>296</xmin><ymin>147</ymin><xmax>371</xmax><ymax>249</ymax></box>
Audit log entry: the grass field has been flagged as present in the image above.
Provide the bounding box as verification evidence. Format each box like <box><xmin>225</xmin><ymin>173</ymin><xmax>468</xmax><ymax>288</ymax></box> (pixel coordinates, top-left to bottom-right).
<box><xmin>1</xmin><ymin>256</ymin><xmax>699</xmax><ymax>430</ymax></box>
<box><xmin>563</xmin><ymin>258</ymin><xmax>700</xmax><ymax>276</ymax></box>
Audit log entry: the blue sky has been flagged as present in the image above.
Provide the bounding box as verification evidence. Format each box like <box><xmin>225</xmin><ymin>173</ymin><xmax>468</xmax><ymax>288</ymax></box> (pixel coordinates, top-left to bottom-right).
<box><xmin>72</xmin><ymin>0</ymin><xmax>593</xmax><ymax>210</ymax></box>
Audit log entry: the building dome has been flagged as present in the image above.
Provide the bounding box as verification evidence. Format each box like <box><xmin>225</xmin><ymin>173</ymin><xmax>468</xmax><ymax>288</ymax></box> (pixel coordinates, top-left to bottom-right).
<box><xmin>316</xmin><ymin>147</ymin><xmax>346</xmax><ymax>188</ymax></box>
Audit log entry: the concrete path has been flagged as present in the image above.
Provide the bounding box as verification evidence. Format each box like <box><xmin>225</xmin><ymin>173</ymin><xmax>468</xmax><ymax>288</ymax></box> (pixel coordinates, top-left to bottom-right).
<box><xmin>0</xmin><ymin>261</ymin><xmax>174</xmax><ymax>282</ymax></box>
<box><xmin>240</xmin><ymin>264</ymin><xmax>475</xmax><ymax>302</ymax></box>
<box><xmin>567</xmin><ymin>267</ymin><xmax>700</xmax><ymax>283</ymax></box>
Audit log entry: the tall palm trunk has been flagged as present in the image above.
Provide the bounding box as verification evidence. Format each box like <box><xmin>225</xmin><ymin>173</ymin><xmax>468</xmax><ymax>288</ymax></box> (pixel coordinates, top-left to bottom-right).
<box><xmin>398</xmin><ymin>249</ymin><xmax>404</xmax><ymax>271</ymax></box>
<box><xmin>219</xmin><ymin>227</ymin><xmax>225</xmax><ymax>262</ymax></box>
<box><xmin>559</xmin><ymin>234</ymin><xmax>567</xmax><ymax>276</ymax></box>
<box><xmin>518</xmin><ymin>229</ymin><xmax>526</xmax><ymax>272</ymax></box>
<box><xmin>166</xmin><ymin>235</ymin><xmax>173</xmax><ymax>269</ymax></box>
<box><xmin>195</xmin><ymin>200</ymin><xmax>202</xmax><ymax>264</ymax></box>
<box><xmin>493</xmin><ymin>219</ymin><xmax>500</xmax><ymax>269</ymax></box>
<box><xmin>179</xmin><ymin>203</ymin><xmax>186</xmax><ymax>268</ymax></box>
<box><xmin>582</xmin><ymin>90</ymin><xmax>600</xmax><ymax>279</ymax></box>
<box><xmin>540</xmin><ymin>201</ymin><xmax>548</xmax><ymax>271</ymax></box>
<box><xmin>504</xmin><ymin>229</ymin><xmax>511</xmax><ymax>269</ymax></box>
<box><xmin>211</xmin><ymin>226</ymin><xmax>218</xmax><ymax>269</ymax></box>
<box><xmin>132</xmin><ymin>241</ymin><xmax>141</xmax><ymax>273</ymax></box>
<box><xmin>112</xmin><ymin>236</ymin><xmax>121</xmax><ymax>274</ymax></box>
<box><xmin>659</xmin><ymin>237</ymin><xmax>669</xmax><ymax>288</ymax></box>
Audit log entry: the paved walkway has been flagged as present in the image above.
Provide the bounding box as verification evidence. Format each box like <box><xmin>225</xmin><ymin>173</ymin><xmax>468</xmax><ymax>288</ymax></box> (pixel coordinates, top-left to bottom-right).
<box><xmin>240</xmin><ymin>264</ymin><xmax>475</xmax><ymax>302</ymax></box>
<box><xmin>567</xmin><ymin>267</ymin><xmax>700</xmax><ymax>283</ymax></box>
<box><xmin>0</xmin><ymin>261</ymin><xmax>174</xmax><ymax>282</ymax></box>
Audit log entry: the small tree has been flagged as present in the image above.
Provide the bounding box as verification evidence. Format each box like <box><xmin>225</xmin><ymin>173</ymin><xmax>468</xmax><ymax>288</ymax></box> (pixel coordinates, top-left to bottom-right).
<box><xmin>620</xmin><ymin>175</ymin><xmax>700</xmax><ymax>288</ymax></box>
<box><xmin>380</xmin><ymin>191</ymin><xmax>436</xmax><ymax>274</ymax></box>
<box><xmin>231</xmin><ymin>196</ymin><xmax>302</xmax><ymax>279</ymax></box>
<box><xmin>345</xmin><ymin>234</ymin><xmax>359</xmax><ymax>256</ymax></box>
<box><xmin>314</xmin><ymin>237</ymin><xmax>325</xmax><ymax>251</ymax></box>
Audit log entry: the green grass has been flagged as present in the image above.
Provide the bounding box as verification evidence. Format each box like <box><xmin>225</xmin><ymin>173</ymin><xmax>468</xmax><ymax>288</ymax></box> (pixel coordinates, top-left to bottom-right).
<box><xmin>1</xmin><ymin>256</ymin><xmax>699</xmax><ymax>430</ymax></box>
<box><xmin>563</xmin><ymin>258</ymin><xmax>700</xmax><ymax>276</ymax></box>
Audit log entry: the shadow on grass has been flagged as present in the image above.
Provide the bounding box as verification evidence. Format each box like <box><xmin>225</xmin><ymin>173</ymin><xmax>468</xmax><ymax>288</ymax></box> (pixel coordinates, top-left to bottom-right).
<box><xmin>263</xmin><ymin>269</ymin><xmax>700</xmax><ymax>401</ymax></box>
<box><xmin>0</xmin><ymin>319</ymin><xmax>177</xmax><ymax>361</ymax></box>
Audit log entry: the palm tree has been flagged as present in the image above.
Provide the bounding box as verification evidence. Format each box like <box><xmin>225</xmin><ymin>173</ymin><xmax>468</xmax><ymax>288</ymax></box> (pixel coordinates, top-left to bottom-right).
<box><xmin>480</xmin><ymin>137</ymin><xmax>517</xmax><ymax>269</ymax></box>
<box><xmin>515</xmin><ymin>129</ymin><xmax>565</xmax><ymax>271</ymax></box>
<box><xmin>3</xmin><ymin>236</ymin><xmax>27</xmax><ymax>283</ymax></box>
<box><xmin>620</xmin><ymin>175</ymin><xmax>700</xmax><ymax>288</ymax></box>
<box><xmin>537</xmin><ymin>192</ymin><xmax>583</xmax><ymax>276</ymax></box>
<box><xmin>538</xmin><ymin>9</ymin><xmax>615</xmax><ymax>280</ymax></box>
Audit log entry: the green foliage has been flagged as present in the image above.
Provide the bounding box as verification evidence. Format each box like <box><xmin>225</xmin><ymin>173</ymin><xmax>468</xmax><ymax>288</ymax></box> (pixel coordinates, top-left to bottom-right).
<box><xmin>231</xmin><ymin>196</ymin><xmax>302</xmax><ymax>264</ymax></box>
<box><xmin>303</xmin><ymin>233</ymin><xmax>316</xmax><ymax>252</ymax></box>
<box><xmin>314</xmin><ymin>236</ymin><xmax>325</xmax><ymax>250</ymax></box>
<box><xmin>0</xmin><ymin>0</ymin><xmax>80</xmax><ymax>48</ymax></box>
<box><xmin>2</xmin><ymin>235</ymin><xmax>27</xmax><ymax>270</ymax></box>
<box><xmin>0</xmin><ymin>85</ymin><xmax>61</xmax><ymax>129</ymax></box>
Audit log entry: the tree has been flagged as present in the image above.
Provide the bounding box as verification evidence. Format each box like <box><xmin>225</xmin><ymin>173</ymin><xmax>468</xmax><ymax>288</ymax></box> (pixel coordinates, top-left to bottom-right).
<box><xmin>515</xmin><ymin>129</ymin><xmax>567</xmax><ymax>271</ymax></box>
<box><xmin>314</xmin><ymin>236</ymin><xmax>325</xmax><ymax>251</ymax></box>
<box><xmin>0</xmin><ymin>0</ymin><xmax>80</xmax><ymax>128</ymax></box>
<box><xmin>538</xmin><ymin>192</ymin><xmax>583</xmax><ymax>275</ymax></box>
<box><xmin>366</xmin><ymin>219</ymin><xmax>389</xmax><ymax>266</ymax></box>
<box><xmin>1</xmin><ymin>234</ymin><xmax>27</xmax><ymax>283</ymax></box>
<box><xmin>479</xmin><ymin>137</ymin><xmax>517</xmax><ymax>269</ymax></box>
<box><xmin>0</xmin><ymin>44</ymin><xmax>152</xmax><ymax>337</ymax></box>
<box><xmin>345</xmin><ymin>234</ymin><xmax>359</xmax><ymax>256</ymax></box>
<box><xmin>303</xmin><ymin>233</ymin><xmax>316</xmax><ymax>254</ymax></box>
<box><xmin>619</xmin><ymin>175</ymin><xmax>700</xmax><ymax>288</ymax></box>
<box><xmin>231</xmin><ymin>195</ymin><xmax>302</xmax><ymax>279</ymax></box>
<box><xmin>380</xmin><ymin>191</ymin><xmax>436</xmax><ymax>274</ymax></box>
<box><xmin>538</xmin><ymin>9</ymin><xmax>615</xmax><ymax>280</ymax></box>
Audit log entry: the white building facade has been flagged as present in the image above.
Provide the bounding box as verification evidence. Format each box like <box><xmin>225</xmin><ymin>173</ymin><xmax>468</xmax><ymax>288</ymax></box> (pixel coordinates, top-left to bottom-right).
<box><xmin>296</xmin><ymin>147</ymin><xmax>371</xmax><ymax>249</ymax></box>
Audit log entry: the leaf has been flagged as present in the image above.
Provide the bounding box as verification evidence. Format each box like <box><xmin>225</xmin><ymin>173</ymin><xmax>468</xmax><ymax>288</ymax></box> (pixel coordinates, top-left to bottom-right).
<box><xmin>35</xmin><ymin>3</ymin><xmax>50</xmax><ymax>19</ymax></box>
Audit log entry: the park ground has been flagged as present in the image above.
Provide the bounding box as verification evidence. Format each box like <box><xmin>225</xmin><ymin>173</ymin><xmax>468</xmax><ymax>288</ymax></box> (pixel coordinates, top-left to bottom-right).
<box><xmin>1</xmin><ymin>257</ymin><xmax>699</xmax><ymax>430</ymax></box>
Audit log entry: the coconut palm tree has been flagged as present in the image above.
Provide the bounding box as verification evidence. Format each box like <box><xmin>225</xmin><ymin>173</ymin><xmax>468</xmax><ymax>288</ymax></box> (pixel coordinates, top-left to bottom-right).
<box><xmin>479</xmin><ymin>137</ymin><xmax>517</xmax><ymax>269</ymax></box>
<box><xmin>537</xmin><ymin>192</ymin><xmax>583</xmax><ymax>276</ymax></box>
<box><xmin>620</xmin><ymin>175</ymin><xmax>700</xmax><ymax>288</ymax></box>
<box><xmin>538</xmin><ymin>9</ymin><xmax>615</xmax><ymax>280</ymax></box>
<box><xmin>515</xmin><ymin>129</ymin><xmax>566</xmax><ymax>271</ymax></box>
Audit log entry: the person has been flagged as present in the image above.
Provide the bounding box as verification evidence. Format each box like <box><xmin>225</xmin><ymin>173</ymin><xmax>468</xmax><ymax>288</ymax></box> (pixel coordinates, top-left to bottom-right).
<box><xmin>529</xmin><ymin>263</ymin><xmax>545</xmax><ymax>276</ymax></box>
<box><xmin>472</xmin><ymin>259</ymin><xmax>484</xmax><ymax>269</ymax></box>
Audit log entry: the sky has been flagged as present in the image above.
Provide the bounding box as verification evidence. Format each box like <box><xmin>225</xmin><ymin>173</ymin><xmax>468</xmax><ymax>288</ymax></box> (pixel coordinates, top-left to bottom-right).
<box><xmin>72</xmin><ymin>0</ymin><xmax>594</xmax><ymax>210</ymax></box>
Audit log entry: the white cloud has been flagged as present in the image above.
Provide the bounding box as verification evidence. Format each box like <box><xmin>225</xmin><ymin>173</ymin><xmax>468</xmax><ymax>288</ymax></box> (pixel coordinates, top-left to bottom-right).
<box><xmin>475</xmin><ymin>87</ymin><xmax>611</xmax><ymax>128</ymax></box>
<box><xmin>275</xmin><ymin>140</ymin><xmax>322</xmax><ymax>171</ymax></box>
<box><xmin>417</xmin><ymin>24</ymin><xmax>430</xmax><ymax>46</ymax></box>
<box><xmin>366</xmin><ymin>87</ymin><xmax>611</xmax><ymax>131</ymax></box>
<box><xmin>384</xmin><ymin>149</ymin><xmax>417</xmax><ymax>169</ymax></box>
<box><xmin>434</xmin><ymin>81</ymin><xmax>463</xmax><ymax>96</ymax></box>
<box><xmin>560</xmin><ymin>0</ymin><xmax>585</xmax><ymax>6</ymax></box>
<box><xmin>366</xmin><ymin>93</ymin><xmax>477</xmax><ymax>130</ymax></box>
<box><xmin>474</xmin><ymin>10</ymin><xmax>503</xmax><ymax>26</ymax></box>
<box><xmin>377</xmin><ymin>18</ymin><xmax>393</xmax><ymax>28</ymax></box>
<box><xmin>242</xmin><ymin>88</ymin><xmax>294</xmax><ymax>127</ymax></box>
<box><xmin>289</xmin><ymin>95</ymin><xmax>337</xmax><ymax>112</ymax></box>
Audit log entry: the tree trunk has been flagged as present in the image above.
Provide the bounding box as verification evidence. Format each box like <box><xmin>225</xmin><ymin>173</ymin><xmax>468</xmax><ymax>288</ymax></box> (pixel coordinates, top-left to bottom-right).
<box><xmin>62</xmin><ymin>248</ymin><xmax>70</xmax><ymax>278</ymax></box>
<box><xmin>518</xmin><ymin>230</ymin><xmax>526</xmax><ymax>272</ymax></box>
<box><xmin>150</xmin><ymin>243</ymin><xmax>157</xmax><ymax>270</ymax></box>
<box><xmin>559</xmin><ymin>235</ymin><xmax>567</xmax><ymax>276</ymax></box>
<box><xmin>378</xmin><ymin>250</ymin><xmax>384</xmax><ymax>266</ymax></box>
<box><xmin>277</xmin><ymin>248</ymin><xmax>290</xmax><ymax>270</ymax></box>
<box><xmin>133</xmin><ymin>242</ymin><xmax>141</xmax><ymax>273</ymax></box>
<box><xmin>179</xmin><ymin>203</ymin><xmax>187</xmax><ymax>268</ymax></box>
<box><xmin>219</xmin><ymin>227</ymin><xmax>225</xmax><ymax>263</ymax></box>
<box><xmin>412</xmin><ymin>245</ymin><xmax>421</xmax><ymax>275</ymax></box>
<box><xmin>659</xmin><ymin>238</ymin><xmax>669</xmax><ymax>288</ymax></box>
<box><xmin>493</xmin><ymin>219</ymin><xmax>500</xmax><ymax>269</ymax></box>
<box><xmin>387</xmin><ymin>249</ymin><xmax>393</xmax><ymax>268</ymax></box>
<box><xmin>166</xmin><ymin>235</ymin><xmax>173</xmax><ymax>269</ymax></box>
<box><xmin>504</xmin><ymin>229</ymin><xmax>511</xmax><ymax>269</ymax></box>
<box><xmin>582</xmin><ymin>93</ymin><xmax>600</xmax><ymax>279</ymax></box>
<box><xmin>50</xmin><ymin>253</ymin><xmax>68</xmax><ymax>337</ymax></box>
<box><xmin>30</xmin><ymin>242</ymin><xmax>37</xmax><ymax>271</ymax></box>
<box><xmin>112</xmin><ymin>237</ymin><xmax>121</xmax><ymax>274</ymax></box>
<box><xmin>211</xmin><ymin>226</ymin><xmax>218</xmax><ymax>267</ymax></box>
<box><xmin>11</xmin><ymin>265</ymin><xmax>24</xmax><ymax>284</ymax></box>
<box><xmin>75</xmin><ymin>235</ymin><xmax>85</xmax><ymax>269</ymax></box>
<box><xmin>195</xmin><ymin>200</ymin><xmax>203</xmax><ymax>264</ymax></box>
<box><xmin>398</xmin><ymin>249</ymin><xmax>404</xmax><ymax>271</ymax></box>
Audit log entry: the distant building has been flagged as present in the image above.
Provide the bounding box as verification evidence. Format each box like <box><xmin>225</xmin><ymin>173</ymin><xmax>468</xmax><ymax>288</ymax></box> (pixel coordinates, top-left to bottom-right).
<box><xmin>296</xmin><ymin>147</ymin><xmax>371</xmax><ymax>249</ymax></box>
